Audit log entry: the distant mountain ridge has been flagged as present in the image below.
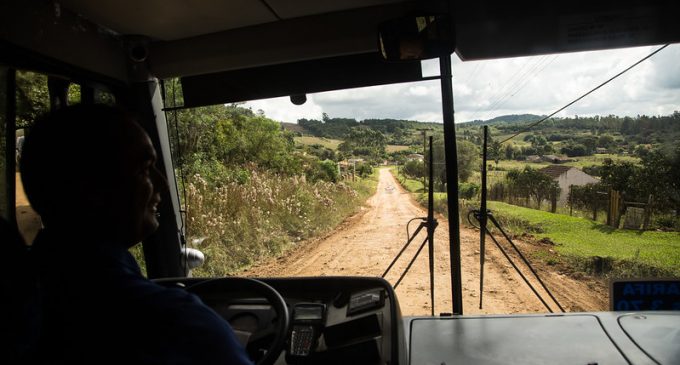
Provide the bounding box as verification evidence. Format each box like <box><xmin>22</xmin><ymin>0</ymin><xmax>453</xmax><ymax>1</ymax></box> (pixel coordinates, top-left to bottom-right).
<box><xmin>462</xmin><ymin>114</ymin><xmax>544</xmax><ymax>125</ymax></box>
<box><xmin>281</xmin><ymin>114</ymin><xmax>545</xmax><ymax>145</ymax></box>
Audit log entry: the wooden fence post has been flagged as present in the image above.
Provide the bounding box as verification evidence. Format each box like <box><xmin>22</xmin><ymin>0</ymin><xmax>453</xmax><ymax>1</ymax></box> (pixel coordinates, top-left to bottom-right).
<box><xmin>609</xmin><ymin>189</ymin><xmax>621</xmax><ymax>228</ymax></box>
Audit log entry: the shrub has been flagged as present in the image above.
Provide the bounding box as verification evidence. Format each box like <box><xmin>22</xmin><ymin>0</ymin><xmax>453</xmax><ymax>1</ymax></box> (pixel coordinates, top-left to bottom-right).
<box><xmin>458</xmin><ymin>182</ymin><xmax>479</xmax><ymax>199</ymax></box>
<box><xmin>185</xmin><ymin>168</ymin><xmax>369</xmax><ymax>276</ymax></box>
<box><xmin>356</xmin><ymin>163</ymin><xmax>373</xmax><ymax>177</ymax></box>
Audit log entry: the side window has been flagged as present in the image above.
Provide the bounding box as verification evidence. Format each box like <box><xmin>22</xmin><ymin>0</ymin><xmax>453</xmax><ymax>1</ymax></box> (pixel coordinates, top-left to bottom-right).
<box><xmin>0</xmin><ymin>67</ymin><xmax>9</xmax><ymax>221</ymax></box>
<box><xmin>67</xmin><ymin>83</ymin><xmax>81</xmax><ymax>105</ymax></box>
<box><xmin>15</xmin><ymin>70</ymin><xmax>49</xmax><ymax>244</ymax></box>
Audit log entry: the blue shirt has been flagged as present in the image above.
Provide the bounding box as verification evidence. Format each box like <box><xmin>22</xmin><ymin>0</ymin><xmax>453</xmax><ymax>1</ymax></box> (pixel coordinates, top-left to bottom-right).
<box><xmin>33</xmin><ymin>229</ymin><xmax>253</xmax><ymax>365</ymax></box>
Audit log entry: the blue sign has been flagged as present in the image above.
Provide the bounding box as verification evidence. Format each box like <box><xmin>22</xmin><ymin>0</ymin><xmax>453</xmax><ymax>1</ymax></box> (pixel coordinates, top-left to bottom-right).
<box><xmin>611</xmin><ymin>279</ymin><xmax>680</xmax><ymax>311</ymax></box>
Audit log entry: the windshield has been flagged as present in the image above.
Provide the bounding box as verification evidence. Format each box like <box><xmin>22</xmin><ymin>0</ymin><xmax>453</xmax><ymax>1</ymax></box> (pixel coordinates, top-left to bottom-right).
<box><xmin>166</xmin><ymin>45</ymin><xmax>680</xmax><ymax>316</ymax></box>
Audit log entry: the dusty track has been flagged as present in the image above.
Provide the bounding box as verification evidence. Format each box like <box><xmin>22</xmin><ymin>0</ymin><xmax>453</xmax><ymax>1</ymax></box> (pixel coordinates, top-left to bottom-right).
<box><xmin>244</xmin><ymin>168</ymin><xmax>607</xmax><ymax>316</ymax></box>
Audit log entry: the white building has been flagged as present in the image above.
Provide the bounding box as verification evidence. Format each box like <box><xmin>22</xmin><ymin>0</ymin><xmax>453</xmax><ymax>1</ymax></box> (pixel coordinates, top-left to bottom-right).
<box><xmin>539</xmin><ymin>165</ymin><xmax>599</xmax><ymax>205</ymax></box>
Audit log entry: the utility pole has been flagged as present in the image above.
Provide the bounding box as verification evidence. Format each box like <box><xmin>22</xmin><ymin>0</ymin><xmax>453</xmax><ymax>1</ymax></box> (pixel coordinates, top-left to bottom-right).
<box><xmin>417</xmin><ymin>128</ymin><xmax>431</xmax><ymax>192</ymax></box>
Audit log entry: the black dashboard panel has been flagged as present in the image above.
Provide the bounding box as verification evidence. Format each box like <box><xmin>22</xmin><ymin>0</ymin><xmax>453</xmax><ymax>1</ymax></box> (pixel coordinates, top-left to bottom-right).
<box><xmin>154</xmin><ymin>276</ymin><xmax>404</xmax><ymax>365</ymax></box>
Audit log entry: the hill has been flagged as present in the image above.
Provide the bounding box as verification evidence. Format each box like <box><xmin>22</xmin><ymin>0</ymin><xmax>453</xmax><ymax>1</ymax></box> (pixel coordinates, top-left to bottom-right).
<box><xmin>285</xmin><ymin>111</ymin><xmax>680</xmax><ymax>159</ymax></box>
<box><xmin>281</xmin><ymin>122</ymin><xmax>305</xmax><ymax>133</ymax></box>
<box><xmin>461</xmin><ymin>114</ymin><xmax>544</xmax><ymax>125</ymax></box>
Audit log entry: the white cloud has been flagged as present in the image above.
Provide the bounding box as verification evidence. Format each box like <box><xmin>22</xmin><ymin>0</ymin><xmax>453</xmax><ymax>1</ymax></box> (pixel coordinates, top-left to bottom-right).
<box><xmin>245</xmin><ymin>43</ymin><xmax>680</xmax><ymax>124</ymax></box>
<box><xmin>244</xmin><ymin>95</ymin><xmax>323</xmax><ymax>123</ymax></box>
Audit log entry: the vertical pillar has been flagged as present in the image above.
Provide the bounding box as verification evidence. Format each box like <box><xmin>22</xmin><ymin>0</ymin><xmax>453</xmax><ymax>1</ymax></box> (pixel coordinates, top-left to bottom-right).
<box><xmin>440</xmin><ymin>55</ymin><xmax>463</xmax><ymax>315</ymax></box>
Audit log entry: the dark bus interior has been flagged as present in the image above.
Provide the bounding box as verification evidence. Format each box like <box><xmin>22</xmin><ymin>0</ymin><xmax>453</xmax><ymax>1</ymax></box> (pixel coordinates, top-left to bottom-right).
<box><xmin>2</xmin><ymin>1</ymin><xmax>679</xmax><ymax>364</ymax></box>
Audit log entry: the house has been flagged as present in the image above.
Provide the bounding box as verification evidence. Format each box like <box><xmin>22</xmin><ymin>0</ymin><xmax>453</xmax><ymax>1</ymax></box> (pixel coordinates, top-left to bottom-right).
<box><xmin>539</xmin><ymin>165</ymin><xmax>599</xmax><ymax>205</ymax></box>
<box><xmin>541</xmin><ymin>154</ymin><xmax>572</xmax><ymax>164</ymax></box>
<box><xmin>595</xmin><ymin>147</ymin><xmax>608</xmax><ymax>154</ymax></box>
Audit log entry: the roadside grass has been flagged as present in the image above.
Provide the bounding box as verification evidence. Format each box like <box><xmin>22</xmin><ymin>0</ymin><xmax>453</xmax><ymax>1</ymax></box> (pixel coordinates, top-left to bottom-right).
<box><xmin>390</xmin><ymin>167</ymin><xmax>425</xmax><ymax>193</ymax></box>
<box><xmin>389</xmin><ymin>168</ymin><xmax>464</xmax><ymax>220</ymax></box>
<box><xmin>387</xmin><ymin>168</ymin><xmax>679</xmax><ymax>278</ymax></box>
<box><xmin>185</xmin><ymin>169</ymin><xmax>378</xmax><ymax>277</ymax></box>
<box><xmin>487</xmin><ymin>201</ymin><xmax>680</xmax><ymax>277</ymax></box>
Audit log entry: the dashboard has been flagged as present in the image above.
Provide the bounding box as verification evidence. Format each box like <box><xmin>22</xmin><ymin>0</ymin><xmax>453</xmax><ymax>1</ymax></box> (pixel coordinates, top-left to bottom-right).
<box><xmin>154</xmin><ymin>276</ymin><xmax>403</xmax><ymax>365</ymax></box>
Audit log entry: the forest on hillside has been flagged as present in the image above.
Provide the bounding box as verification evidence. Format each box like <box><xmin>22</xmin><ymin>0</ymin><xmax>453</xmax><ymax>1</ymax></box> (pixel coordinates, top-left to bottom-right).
<box><xmin>293</xmin><ymin>111</ymin><xmax>680</xmax><ymax>230</ymax></box>
<box><xmin>294</xmin><ymin>112</ymin><xmax>680</xmax><ymax>158</ymax></box>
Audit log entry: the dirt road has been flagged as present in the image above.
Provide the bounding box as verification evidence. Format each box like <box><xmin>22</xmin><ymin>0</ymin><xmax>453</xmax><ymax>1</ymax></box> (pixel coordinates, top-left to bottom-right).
<box><xmin>244</xmin><ymin>168</ymin><xmax>607</xmax><ymax>316</ymax></box>
<box><xmin>16</xmin><ymin>172</ymin><xmax>41</xmax><ymax>244</ymax></box>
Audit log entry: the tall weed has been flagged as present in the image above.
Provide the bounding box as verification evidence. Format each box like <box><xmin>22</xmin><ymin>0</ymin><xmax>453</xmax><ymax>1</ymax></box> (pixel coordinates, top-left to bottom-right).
<box><xmin>186</xmin><ymin>169</ymin><xmax>373</xmax><ymax>277</ymax></box>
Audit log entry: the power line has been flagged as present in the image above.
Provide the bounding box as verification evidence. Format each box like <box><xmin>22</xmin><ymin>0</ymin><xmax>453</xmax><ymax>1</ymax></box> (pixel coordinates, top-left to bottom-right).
<box><xmin>499</xmin><ymin>44</ymin><xmax>669</xmax><ymax>144</ymax></box>
<box><xmin>479</xmin><ymin>57</ymin><xmax>547</xmax><ymax>120</ymax></box>
<box><xmin>484</xmin><ymin>55</ymin><xmax>559</xmax><ymax>119</ymax></box>
<box><xmin>468</xmin><ymin>56</ymin><xmax>545</xmax><ymax>121</ymax></box>
<box><xmin>460</xmin><ymin>62</ymin><xmax>485</xmax><ymax>86</ymax></box>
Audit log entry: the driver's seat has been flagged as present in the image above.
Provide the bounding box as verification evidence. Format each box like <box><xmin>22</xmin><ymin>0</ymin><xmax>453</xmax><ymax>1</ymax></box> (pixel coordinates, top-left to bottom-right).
<box><xmin>0</xmin><ymin>217</ymin><xmax>43</xmax><ymax>364</ymax></box>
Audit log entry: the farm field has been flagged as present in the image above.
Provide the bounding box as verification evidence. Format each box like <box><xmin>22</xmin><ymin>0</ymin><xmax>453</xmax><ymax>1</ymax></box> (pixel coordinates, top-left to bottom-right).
<box><xmin>294</xmin><ymin>136</ymin><xmax>342</xmax><ymax>149</ymax></box>
<box><xmin>295</xmin><ymin>135</ymin><xmax>411</xmax><ymax>153</ymax></box>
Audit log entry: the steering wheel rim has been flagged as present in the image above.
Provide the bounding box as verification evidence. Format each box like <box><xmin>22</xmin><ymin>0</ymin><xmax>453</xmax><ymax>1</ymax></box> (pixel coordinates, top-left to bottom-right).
<box><xmin>186</xmin><ymin>277</ymin><xmax>290</xmax><ymax>365</ymax></box>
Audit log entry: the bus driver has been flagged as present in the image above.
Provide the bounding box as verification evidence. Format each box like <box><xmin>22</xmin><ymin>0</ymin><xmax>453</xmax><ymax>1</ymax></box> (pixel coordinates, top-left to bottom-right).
<box><xmin>20</xmin><ymin>104</ymin><xmax>253</xmax><ymax>364</ymax></box>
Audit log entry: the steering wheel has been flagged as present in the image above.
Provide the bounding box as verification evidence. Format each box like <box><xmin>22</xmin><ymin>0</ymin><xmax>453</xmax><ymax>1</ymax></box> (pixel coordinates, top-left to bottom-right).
<box><xmin>186</xmin><ymin>278</ymin><xmax>290</xmax><ymax>365</ymax></box>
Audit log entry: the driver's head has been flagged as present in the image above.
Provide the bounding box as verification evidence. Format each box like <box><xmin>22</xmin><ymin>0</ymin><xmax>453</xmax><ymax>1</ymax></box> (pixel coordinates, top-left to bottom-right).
<box><xmin>21</xmin><ymin>104</ymin><xmax>167</xmax><ymax>247</ymax></box>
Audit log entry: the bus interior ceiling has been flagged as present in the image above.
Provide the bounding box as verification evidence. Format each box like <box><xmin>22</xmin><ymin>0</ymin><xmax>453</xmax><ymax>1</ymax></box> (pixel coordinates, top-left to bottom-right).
<box><xmin>3</xmin><ymin>1</ymin><xmax>680</xmax><ymax>88</ymax></box>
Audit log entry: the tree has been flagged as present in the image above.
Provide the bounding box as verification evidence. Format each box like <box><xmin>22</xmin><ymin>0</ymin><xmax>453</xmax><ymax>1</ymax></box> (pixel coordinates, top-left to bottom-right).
<box><xmin>455</xmin><ymin>139</ymin><xmax>480</xmax><ymax>182</ymax></box>
<box><xmin>600</xmin><ymin>159</ymin><xmax>641</xmax><ymax>198</ymax></box>
<box><xmin>170</xmin><ymin>97</ymin><xmax>303</xmax><ymax>179</ymax></box>
<box><xmin>488</xmin><ymin>139</ymin><xmax>503</xmax><ymax>167</ymax></box>
<box><xmin>428</xmin><ymin>136</ymin><xmax>479</xmax><ymax>191</ymax></box>
<box><xmin>504</xmin><ymin>144</ymin><xmax>517</xmax><ymax>160</ymax></box>
<box><xmin>569</xmin><ymin>183</ymin><xmax>608</xmax><ymax>220</ymax></box>
<box><xmin>597</xmin><ymin>135</ymin><xmax>615</xmax><ymax>148</ymax></box>
<box><xmin>402</xmin><ymin>159</ymin><xmax>425</xmax><ymax>179</ymax></box>
<box><xmin>337</xmin><ymin>127</ymin><xmax>386</xmax><ymax>160</ymax></box>
<box><xmin>506</xmin><ymin>167</ymin><xmax>560</xmax><ymax>209</ymax></box>
<box><xmin>16</xmin><ymin>71</ymin><xmax>50</xmax><ymax>128</ymax></box>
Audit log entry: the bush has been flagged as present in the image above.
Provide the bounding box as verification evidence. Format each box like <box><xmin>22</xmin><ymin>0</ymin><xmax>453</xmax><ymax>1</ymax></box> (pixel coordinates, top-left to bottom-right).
<box><xmin>561</xmin><ymin>143</ymin><xmax>589</xmax><ymax>157</ymax></box>
<box><xmin>653</xmin><ymin>215</ymin><xmax>679</xmax><ymax>231</ymax></box>
<box><xmin>458</xmin><ymin>182</ymin><xmax>479</xmax><ymax>199</ymax></box>
<box><xmin>317</xmin><ymin>160</ymin><xmax>339</xmax><ymax>182</ymax></box>
<box><xmin>402</xmin><ymin>159</ymin><xmax>424</xmax><ymax>179</ymax></box>
<box><xmin>356</xmin><ymin>163</ymin><xmax>373</xmax><ymax>177</ymax></box>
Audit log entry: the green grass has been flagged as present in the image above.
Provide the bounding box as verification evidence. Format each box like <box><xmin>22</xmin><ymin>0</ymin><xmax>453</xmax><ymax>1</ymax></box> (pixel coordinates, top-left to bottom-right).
<box><xmin>294</xmin><ymin>136</ymin><xmax>342</xmax><ymax>149</ymax></box>
<box><xmin>386</xmin><ymin>145</ymin><xmax>411</xmax><ymax>153</ymax></box>
<box><xmin>295</xmin><ymin>136</ymin><xmax>410</xmax><ymax>154</ymax></box>
<box><xmin>563</xmin><ymin>154</ymin><xmax>639</xmax><ymax>168</ymax></box>
<box><xmin>389</xmin><ymin>168</ymin><xmax>677</xmax><ymax>277</ymax></box>
<box><xmin>496</xmin><ymin>160</ymin><xmax>549</xmax><ymax>171</ymax></box>
<box><xmin>347</xmin><ymin>168</ymin><xmax>380</xmax><ymax>197</ymax></box>
<box><xmin>389</xmin><ymin>167</ymin><xmax>425</xmax><ymax>193</ymax></box>
<box><xmin>488</xmin><ymin>201</ymin><xmax>680</xmax><ymax>276</ymax></box>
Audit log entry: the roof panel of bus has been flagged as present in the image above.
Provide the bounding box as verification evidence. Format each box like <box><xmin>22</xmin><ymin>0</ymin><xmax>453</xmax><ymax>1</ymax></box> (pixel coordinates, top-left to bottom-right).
<box><xmin>56</xmin><ymin>0</ymin><xmax>408</xmax><ymax>41</ymax></box>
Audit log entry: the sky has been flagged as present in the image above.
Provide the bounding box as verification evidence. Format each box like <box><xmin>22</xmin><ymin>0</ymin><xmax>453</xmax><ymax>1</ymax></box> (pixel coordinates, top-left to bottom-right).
<box><xmin>244</xmin><ymin>43</ymin><xmax>680</xmax><ymax>124</ymax></box>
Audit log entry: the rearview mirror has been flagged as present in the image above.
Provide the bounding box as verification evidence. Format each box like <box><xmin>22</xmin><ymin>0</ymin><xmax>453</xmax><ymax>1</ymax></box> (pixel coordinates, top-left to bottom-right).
<box><xmin>378</xmin><ymin>15</ymin><xmax>454</xmax><ymax>62</ymax></box>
